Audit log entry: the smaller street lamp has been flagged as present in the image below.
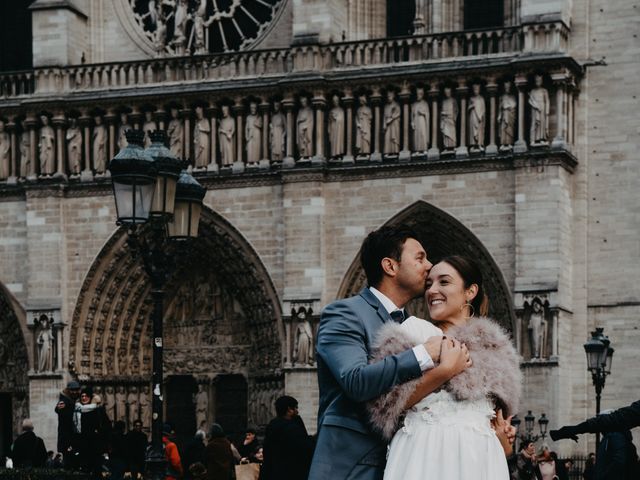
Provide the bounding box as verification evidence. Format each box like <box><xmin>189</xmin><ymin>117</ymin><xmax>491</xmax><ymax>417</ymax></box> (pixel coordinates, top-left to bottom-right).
<box><xmin>512</xmin><ymin>410</ymin><xmax>549</xmax><ymax>449</ymax></box>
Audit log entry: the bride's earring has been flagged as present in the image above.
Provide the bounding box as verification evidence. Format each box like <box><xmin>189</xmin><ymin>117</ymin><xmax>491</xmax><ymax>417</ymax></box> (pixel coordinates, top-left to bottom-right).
<box><xmin>460</xmin><ymin>302</ymin><xmax>475</xmax><ymax>319</ymax></box>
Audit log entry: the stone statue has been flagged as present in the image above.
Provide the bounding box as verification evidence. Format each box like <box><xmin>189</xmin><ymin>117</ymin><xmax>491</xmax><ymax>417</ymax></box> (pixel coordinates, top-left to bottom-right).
<box><xmin>127</xmin><ymin>386</ymin><xmax>139</xmax><ymax>425</ymax></box>
<box><xmin>468</xmin><ymin>83</ymin><xmax>486</xmax><ymax>149</ymax></box>
<box><xmin>296</xmin><ymin>96</ymin><xmax>314</xmax><ymax>158</ymax></box>
<box><xmin>193</xmin><ymin>0</ymin><xmax>212</xmax><ymax>54</ymax></box>
<box><xmin>355</xmin><ymin>94</ymin><xmax>372</xmax><ymax>155</ymax></box>
<box><xmin>527</xmin><ymin>298</ymin><xmax>546</xmax><ymax>360</ymax></box>
<box><xmin>218</xmin><ymin>104</ymin><xmax>235</xmax><ymax>166</ymax></box>
<box><xmin>39</xmin><ymin>115</ymin><xmax>55</xmax><ymax>176</ymax></box>
<box><xmin>66</xmin><ymin>117</ymin><xmax>82</xmax><ymax>176</ymax></box>
<box><xmin>245</xmin><ymin>102</ymin><xmax>262</xmax><ymax>165</ymax></box>
<box><xmin>167</xmin><ymin>107</ymin><xmax>183</xmax><ymax>158</ymax></box>
<box><xmin>293</xmin><ymin>309</ymin><xmax>314</xmax><ymax>365</ymax></box>
<box><xmin>118</xmin><ymin>113</ymin><xmax>132</xmax><ymax>151</ymax></box>
<box><xmin>36</xmin><ymin>316</ymin><xmax>54</xmax><ymax>372</ymax></box>
<box><xmin>154</xmin><ymin>3</ymin><xmax>168</xmax><ymax>55</ymax></box>
<box><xmin>529</xmin><ymin>74</ymin><xmax>550</xmax><ymax>145</ymax></box>
<box><xmin>19</xmin><ymin>120</ymin><xmax>30</xmax><ymax>178</ymax></box>
<box><xmin>383</xmin><ymin>90</ymin><xmax>401</xmax><ymax>154</ymax></box>
<box><xmin>440</xmin><ymin>87</ymin><xmax>458</xmax><ymax>150</ymax></box>
<box><xmin>115</xmin><ymin>385</ymin><xmax>127</xmax><ymax>421</ymax></box>
<box><xmin>0</xmin><ymin>120</ymin><xmax>10</xmax><ymax>179</ymax></box>
<box><xmin>195</xmin><ymin>383</ymin><xmax>209</xmax><ymax>429</ymax></box>
<box><xmin>328</xmin><ymin>94</ymin><xmax>345</xmax><ymax>158</ymax></box>
<box><xmin>143</xmin><ymin>111</ymin><xmax>157</xmax><ymax>148</ymax></box>
<box><xmin>171</xmin><ymin>0</ymin><xmax>189</xmax><ymax>55</ymax></box>
<box><xmin>139</xmin><ymin>385</ymin><xmax>151</xmax><ymax>428</ymax></box>
<box><xmin>92</xmin><ymin>115</ymin><xmax>107</xmax><ymax>174</ymax></box>
<box><xmin>194</xmin><ymin>106</ymin><xmax>211</xmax><ymax>168</ymax></box>
<box><xmin>270</xmin><ymin>101</ymin><xmax>286</xmax><ymax>162</ymax></box>
<box><xmin>105</xmin><ymin>386</ymin><xmax>115</xmax><ymax>419</ymax></box>
<box><xmin>498</xmin><ymin>81</ymin><xmax>517</xmax><ymax>148</ymax></box>
<box><xmin>411</xmin><ymin>87</ymin><xmax>430</xmax><ymax>152</ymax></box>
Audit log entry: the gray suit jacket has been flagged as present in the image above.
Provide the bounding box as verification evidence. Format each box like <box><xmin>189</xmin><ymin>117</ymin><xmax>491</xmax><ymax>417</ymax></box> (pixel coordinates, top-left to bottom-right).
<box><xmin>308</xmin><ymin>288</ymin><xmax>422</xmax><ymax>480</ymax></box>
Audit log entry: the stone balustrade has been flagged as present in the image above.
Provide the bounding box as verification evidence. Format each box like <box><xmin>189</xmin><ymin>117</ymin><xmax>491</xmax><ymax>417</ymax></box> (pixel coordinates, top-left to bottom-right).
<box><xmin>0</xmin><ymin>21</ymin><xmax>569</xmax><ymax>99</ymax></box>
<box><xmin>0</xmin><ymin>69</ymin><xmax>578</xmax><ymax>183</ymax></box>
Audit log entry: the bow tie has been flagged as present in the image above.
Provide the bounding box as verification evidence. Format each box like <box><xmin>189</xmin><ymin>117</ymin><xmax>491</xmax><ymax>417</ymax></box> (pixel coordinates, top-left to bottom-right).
<box><xmin>390</xmin><ymin>310</ymin><xmax>405</xmax><ymax>323</ymax></box>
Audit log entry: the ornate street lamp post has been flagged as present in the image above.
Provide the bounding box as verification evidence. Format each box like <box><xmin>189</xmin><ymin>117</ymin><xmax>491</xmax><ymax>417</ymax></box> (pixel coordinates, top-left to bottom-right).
<box><xmin>583</xmin><ymin>327</ymin><xmax>614</xmax><ymax>450</ymax></box>
<box><xmin>108</xmin><ymin>130</ymin><xmax>205</xmax><ymax>479</ymax></box>
<box><xmin>511</xmin><ymin>410</ymin><xmax>549</xmax><ymax>451</ymax></box>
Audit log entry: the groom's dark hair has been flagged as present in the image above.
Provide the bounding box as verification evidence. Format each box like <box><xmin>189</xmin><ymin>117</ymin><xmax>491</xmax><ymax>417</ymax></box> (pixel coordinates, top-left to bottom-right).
<box><xmin>360</xmin><ymin>224</ymin><xmax>420</xmax><ymax>287</ymax></box>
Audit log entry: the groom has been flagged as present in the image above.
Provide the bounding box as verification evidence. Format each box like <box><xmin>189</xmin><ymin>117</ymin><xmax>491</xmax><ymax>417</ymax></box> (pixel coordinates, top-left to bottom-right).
<box><xmin>309</xmin><ymin>224</ymin><xmax>469</xmax><ymax>480</ymax></box>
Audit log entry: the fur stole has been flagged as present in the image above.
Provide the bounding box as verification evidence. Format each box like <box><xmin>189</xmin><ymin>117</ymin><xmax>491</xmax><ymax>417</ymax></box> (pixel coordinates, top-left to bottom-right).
<box><xmin>366</xmin><ymin>316</ymin><xmax>522</xmax><ymax>441</ymax></box>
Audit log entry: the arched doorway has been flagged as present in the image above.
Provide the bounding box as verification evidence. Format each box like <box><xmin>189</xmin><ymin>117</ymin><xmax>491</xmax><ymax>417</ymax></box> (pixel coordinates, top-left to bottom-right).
<box><xmin>0</xmin><ymin>284</ymin><xmax>29</xmax><ymax>458</ymax></box>
<box><xmin>337</xmin><ymin>201</ymin><xmax>516</xmax><ymax>332</ymax></box>
<box><xmin>69</xmin><ymin>206</ymin><xmax>283</xmax><ymax>435</ymax></box>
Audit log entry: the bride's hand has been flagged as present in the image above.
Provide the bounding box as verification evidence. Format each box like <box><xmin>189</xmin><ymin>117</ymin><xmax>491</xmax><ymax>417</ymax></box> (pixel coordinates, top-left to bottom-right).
<box><xmin>438</xmin><ymin>338</ymin><xmax>472</xmax><ymax>378</ymax></box>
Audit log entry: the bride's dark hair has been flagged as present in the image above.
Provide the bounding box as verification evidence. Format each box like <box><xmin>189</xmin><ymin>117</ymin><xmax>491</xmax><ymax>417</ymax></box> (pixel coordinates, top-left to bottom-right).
<box><xmin>439</xmin><ymin>255</ymin><xmax>489</xmax><ymax>317</ymax></box>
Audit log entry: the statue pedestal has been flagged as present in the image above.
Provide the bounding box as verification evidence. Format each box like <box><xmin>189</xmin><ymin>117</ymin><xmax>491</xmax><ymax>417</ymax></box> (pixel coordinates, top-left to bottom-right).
<box><xmin>342</xmin><ymin>155</ymin><xmax>355</xmax><ymax>165</ymax></box>
<box><xmin>311</xmin><ymin>155</ymin><xmax>326</xmax><ymax>167</ymax></box>
<box><xmin>207</xmin><ymin>163</ymin><xmax>219</xmax><ymax>174</ymax></box>
<box><xmin>551</xmin><ymin>137</ymin><xmax>567</xmax><ymax>150</ymax></box>
<box><xmin>232</xmin><ymin>161</ymin><xmax>245</xmax><ymax>174</ymax></box>
<box><xmin>258</xmin><ymin>159</ymin><xmax>271</xmax><ymax>170</ymax></box>
<box><xmin>282</xmin><ymin>157</ymin><xmax>296</xmax><ymax>169</ymax></box>
<box><xmin>485</xmin><ymin>144</ymin><xmax>499</xmax><ymax>156</ymax></box>
<box><xmin>455</xmin><ymin>146</ymin><xmax>469</xmax><ymax>158</ymax></box>
<box><xmin>370</xmin><ymin>152</ymin><xmax>382</xmax><ymax>163</ymax></box>
<box><xmin>398</xmin><ymin>150</ymin><xmax>411</xmax><ymax>163</ymax></box>
<box><xmin>80</xmin><ymin>169</ymin><xmax>94</xmax><ymax>182</ymax></box>
<box><xmin>514</xmin><ymin>140</ymin><xmax>528</xmax><ymax>153</ymax></box>
<box><xmin>427</xmin><ymin>147</ymin><xmax>440</xmax><ymax>161</ymax></box>
<box><xmin>6</xmin><ymin>176</ymin><xmax>18</xmax><ymax>185</ymax></box>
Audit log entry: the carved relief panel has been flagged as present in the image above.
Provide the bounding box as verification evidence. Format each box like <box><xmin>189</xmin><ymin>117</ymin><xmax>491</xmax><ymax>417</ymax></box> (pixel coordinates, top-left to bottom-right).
<box><xmin>515</xmin><ymin>292</ymin><xmax>559</xmax><ymax>363</ymax></box>
<box><xmin>282</xmin><ymin>300</ymin><xmax>320</xmax><ymax>369</ymax></box>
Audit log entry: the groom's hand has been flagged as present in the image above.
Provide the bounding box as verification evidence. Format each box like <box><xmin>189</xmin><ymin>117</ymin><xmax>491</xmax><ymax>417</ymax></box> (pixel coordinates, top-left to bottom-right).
<box><xmin>424</xmin><ymin>336</ymin><xmax>444</xmax><ymax>363</ymax></box>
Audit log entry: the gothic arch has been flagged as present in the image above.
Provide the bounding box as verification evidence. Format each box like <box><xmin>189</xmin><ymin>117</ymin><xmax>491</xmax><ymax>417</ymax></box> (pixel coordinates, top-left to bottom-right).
<box><xmin>337</xmin><ymin>201</ymin><xmax>516</xmax><ymax>333</ymax></box>
<box><xmin>69</xmin><ymin>206</ymin><xmax>283</xmax><ymax>382</ymax></box>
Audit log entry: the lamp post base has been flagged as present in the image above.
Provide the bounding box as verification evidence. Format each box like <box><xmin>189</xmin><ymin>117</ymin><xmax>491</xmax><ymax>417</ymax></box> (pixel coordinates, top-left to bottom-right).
<box><xmin>145</xmin><ymin>449</ymin><xmax>167</xmax><ymax>480</ymax></box>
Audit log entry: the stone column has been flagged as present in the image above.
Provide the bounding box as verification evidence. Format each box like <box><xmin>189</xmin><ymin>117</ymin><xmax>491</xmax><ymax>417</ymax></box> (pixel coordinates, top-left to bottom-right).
<box><xmin>206</xmin><ymin>105</ymin><xmax>219</xmax><ymax>172</ymax></box>
<box><xmin>514</xmin><ymin>75</ymin><xmax>528</xmax><ymax>153</ymax></box>
<box><xmin>342</xmin><ymin>90</ymin><xmax>355</xmax><ymax>165</ymax></box>
<box><xmin>52</xmin><ymin>112</ymin><xmax>66</xmax><ymax>177</ymax></box>
<box><xmin>567</xmin><ymin>82</ymin><xmax>575</xmax><ymax>146</ymax></box>
<box><xmin>455</xmin><ymin>82</ymin><xmax>468</xmax><ymax>158</ymax></box>
<box><xmin>232</xmin><ymin>98</ymin><xmax>245</xmax><ymax>173</ymax></box>
<box><xmin>312</xmin><ymin>92</ymin><xmax>326</xmax><ymax>166</ymax></box>
<box><xmin>78</xmin><ymin>112</ymin><xmax>94</xmax><ymax>181</ymax></box>
<box><xmin>25</xmin><ymin>114</ymin><xmax>38</xmax><ymax>180</ymax></box>
<box><xmin>427</xmin><ymin>85</ymin><xmax>440</xmax><ymax>160</ymax></box>
<box><xmin>399</xmin><ymin>84</ymin><xmax>412</xmax><ymax>162</ymax></box>
<box><xmin>180</xmin><ymin>107</ymin><xmax>192</xmax><ymax>164</ymax></box>
<box><xmin>282</xmin><ymin>96</ymin><xmax>295</xmax><ymax>168</ymax></box>
<box><xmin>259</xmin><ymin>100</ymin><xmax>271</xmax><ymax>169</ymax></box>
<box><xmin>486</xmin><ymin>81</ymin><xmax>499</xmax><ymax>155</ymax></box>
<box><xmin>105</xmin><ymin>109</ymin><xmax>118</xmax><ymax>162</ymax></box>
<box><xmin>551</xmin><ymin>74</ymin><xmax>567</xmax><ymax>150</ymax></box>
<box><xmin>370</xmin><ymin>88</ymin><xmax>383</xmax><ymax>162</ymax></box>
<box><xmin>6</xmin><ymin>118</ymin><xmax>18</xmax><ymax>184</ymax></box>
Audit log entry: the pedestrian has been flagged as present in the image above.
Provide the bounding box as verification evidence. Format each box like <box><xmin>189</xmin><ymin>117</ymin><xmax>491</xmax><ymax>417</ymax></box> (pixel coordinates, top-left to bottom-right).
<box><xmin>551</xmin><ymin>452</ymin><xmax>569</xmax><ymax>480</ymax></box>
<box><xmin>9</xmin><ymin>418</ymin><xmax>47</xmax><ymax>468</ymax></box>
<box><xmin>125</xmin><ymin>419</ymin><xmax>148</xmax><ymax>477</ymax></box>
<box><xmin>237</xmin><ymin>428</ymin><xmax>260</xmax><ymax>463</ymax></box>
<box><xmin>54</xmin><ymin>380</ymin><xmax>81</xmax><ymax>466</ymax></box>
<box><xmin>595</xmin><ymin>429</ymin><xmax>639</xmax><ymax>479</ymax></box>
<box><xmin>260</xmin><ymin>396</ymin><xmax>314</xmax><ymax>480</ymax></box>
<box><xmin>71</xmin><ymin>387</ymin><xmax>111</xmax><ymax>474</ymax></box>
<box><xmin>162</xmin><ymin>423</ymin><xmax>183</xmax><ymax>480</ymax></box>
<box><xmin>516</xmin><ymin>441</ymin><xmax>538</xmax><ymax>480</ymax></box>
<box><xmin>537</xmin><ymin>446</ymin><xmax>557</xmax><ymax>480</ymax></box>
<box><xmin>583</xmin><ymin>453</ymin><xmax>595</xmax><ymax>480</ymax></box>
<box><xmin>110</xmin><ymin>421</ymin><xmax>128</xmax><ymax>480</ymax></box>
<box><xmin>182</xmin><ymin>430</ymin><xmax>206</xmax><ymax>479</ymax></box>
<box><xmin>204</xmin><ymin>423</ymin><xmax>235</xmax><ymax>480</ymax></box>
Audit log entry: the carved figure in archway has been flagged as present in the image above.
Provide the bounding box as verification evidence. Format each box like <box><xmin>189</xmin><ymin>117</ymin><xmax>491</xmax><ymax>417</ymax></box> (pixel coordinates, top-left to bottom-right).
<box><xmin>93</xmin><ymin>115</ymin><xmax>107</xmax><ymax>174</ymax></box>
<box><xmin>468</xmin><ymin>83</ymin><xmax>486</xmax><ymax>150</ymax></box>
<box><xmin>195</xmin><ymin>383</ymin><xmax>209</xmax><ymax>428</ymax></box>
<box><xmin>245</xmin><ymin>102</ymin><xmax>262</xmax><ymax>165</ymax></box>
<box><xmin>171</xmin><ymin>0</ymin><xmax>189</xmax><ymax>55</ymax></box>
<box><xmin>383</xmin><ymin>90</ymin><xmax>401</xmax><ymax>154</ymax></box>
<box><xmin>328</xmin><ymin>94</ymin><xmax>345</xmax><ymax>158</ymax></box>
<box><xmin>0</xmin><ymin>120</ymin><xmax>9</xmax><ymax>179</ymax></box>
<box><xmin>296</xmin><ymin>96</ymin><xmax>314</xmax><ymax>158</ymax></box>
<box><xmin>194</xmin><ymin>106</ymin><xmax>211</xmax><ymax>169</ymax></box>
<box><xmin>498</xmin><ymin>81</ymin><xmax>517</xmax><ymax>148</ymax></box>
<box><xmin>36</xmin><ymin>316</ymin><xmax>54</xmax><ymax>372</ymax></box>
<box><xmin>115</xmin><ymin>385</ymin><xmax>127</xmax><ymax>421</ymax></box>
<box><xmin>411</xmin><ymin>87</ymin><xmax>430</xmax><ymax>152</ymax></box>
<box><xmin>529</xmin><ymin>75</ymin><xmax>550</xmax><ymax>145</ymax></box>
<box><xmin>66</xmin><ymin>117</ymin><xmax>82</xmax><ymax>176</ymax></box>
<box><xmin>167</xmin><ymin>107</ymin><xmax>183</xmax><ymax>159</ymax></box>
<box><xmin>19</xmin><ymin>120</ymin><xmax>30</xmax><ymax>178</ymax></box>
<box><xmin>139</xmin><ymin>385</ymin><xmax>151</xmax><ymax>428</ymax></box>
<box><xmin>118</xmin><ymin>113</ymin><xmax>132</xmax><ymax>151</ymax></box>
<box><xmin>127</xmin><ymin>386</ymin><xmax>139</xmax><ymax>425</ymax></box>
<box><xmin>293</xmin><ymin>308</ymin><xmax>314</xmax><ymax>365</ymax></box>
<box><xmin>355</xmin><ymin>94</ymin><xmax>372</xmax><ymax>155</ymax></box>
<box><xmin>39</xmin><ymin>115</ymin><xmax>55</xmax><ymax>176</ymax></box>
<box><xmin>219</xmin><ymin>105</ymin><xmax>235</xmax><ymax>166</ymax></box>
<box><xmin>143</xmin><ymin>111</ymin><xmax>157</xmax><ymax>148</ymax></box>
<box><xmin>105</xmin><ymin>386</ymin><xmax>115</xmax><ymax>419</ymax></box>
<box><xmin>440</xmin><ymin>87</ymin><xmax>458</xmax><ymax>150</ymax></box>
<box><xmin>270</xmin><ymin>101</ymin><xmax>286</xmax><ymax>161</ymax></box>
<box><xmin>527</xmin><ymin>298</ymin><xmax>547</xmax><ymax>359</ymax></box>
<box><xmin>193</xmin><ymin>0</ymin><xmax>212</xmax><ymax>55</ymax></box>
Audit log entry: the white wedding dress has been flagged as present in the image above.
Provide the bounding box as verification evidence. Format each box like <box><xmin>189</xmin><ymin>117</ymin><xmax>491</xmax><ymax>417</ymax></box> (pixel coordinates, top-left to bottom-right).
<box><xmin>383</xmin><ymin>317</ymin><xmax>509</xmax><ymax>480</ymax></box>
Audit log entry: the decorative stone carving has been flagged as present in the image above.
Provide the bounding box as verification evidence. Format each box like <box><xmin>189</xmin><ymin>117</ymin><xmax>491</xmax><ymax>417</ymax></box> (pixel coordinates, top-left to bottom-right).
<box><xmin>270</xmin><ymin>101</ymin><xmax>286</xmax><ymax>162</ymax></box>
<box><xmin>219</xmin><ymin>104</ymin><xmax>235</xmax><ymax>166</ymax></box>
<box><xmin>171</xmin><ymin>0</ymin><xmax>189</xmax><ymax>55</ymax></box>
<box><xmin>117</xmin><ymin>113</ymin><xmax>132</xmax><ymax>151</ymax></box>
<box><xmin>328</xmin><ymin>94</ymin><xmax>345</xmax><ymax>158</ymax></box>
<box><xmin>411</xmin><ymin>87</ymin><xmax>430</xmax><ymax>152</ymax></box>
<box><xmin>127</xmin><ymin>386</ymin><xmax>139</xmax><ymax>424</ymax></box>
<box><xmin>355</xmin><ymin>94</ymin><xmax>372</xmax><ymax>156</ymax></box>
<box><xmin>194</xmin><ymin>105</ymin><xmax>211</xmax><ymax>169</ymax></box>
<box><xmin>292</xmin><ymin>307</ymin><xmax>314</xmax><ymax>366</ymax></box>
<box><xmin>19</xmin><ymin>120</ymin><xmax>30</xmax><ymax>178</ymax></box>
<box><xmin>515</xmin><ymin>292</ymin><xmax>559</xmax><ymax>362</ymax></box>
<box><xmin>440</xmin><ymin>86</ymin><xmax>458</xmax><ymax>150</ymax></box>
<box><xmin>529</xmin><ymin>75</ymin><xmax>550</xmax><ymax>145</ymax></box>
<box><xmin>39</xmin><ymin>115</ymin><xmax>55</xmax><ymax>176</ymax></box>
<box><xmin>66</xmin><ymin>117</ymin><xmax>82</xmax><ymax>177</ymax></box>
<box><xmin>167</xmin><ymin>107</ymin><xmax>184</xmax><ymax>159</ymax></box>
<box><xmin>139</xmin><ymin>385</ymin><xmax>151</xmax><ymax>428</ymax></box>
<box><xmin>115</xmin><ymin>385</ymin><xmax>127</xmax><ymax>422</ymax></box>
<box><xmin>245</xmin><ymin>101</ymin><xmax>262</xmax><ymax>165</ymax></box>
<box><xmin>92</xmin><ymin>115</ymin><xmax>107</xmax><ymax>174</ymax></box>
<box><xmin>468</xmin><ymin>83</ymin><xmax>486</xmax><ymax>151</ymax></box>
<box><xmin>296</xmin><ymin>96</ymin><xmax>314</xmax><ymax>158</ymax></box>
<box><xmin>142</xmin><ymin>111</ymin><xmax>157</xmax><ymax>148</ymax></box>
<box><xmin>383</xmin><ymin>90</ymin><xmax>401</xmax><ymax>155</ymax></box>
<box><xmin>0</xmin><ymin>120</ymin><xmax>9</xmax><ymax>179</ymax></box>
<box><xmin>498</xmin><ymin>81</ymin><xmax>517</xmax><ymax>149</ymax></box>
<box><xmin>35</xmin><ymin>315</ymin><xmax>54</xmax><ymax>372</ymax></box>
<box><xmin>195</xmin><ymin>382</ymin><xmax>209</xmax><ymax>429</ymax></box>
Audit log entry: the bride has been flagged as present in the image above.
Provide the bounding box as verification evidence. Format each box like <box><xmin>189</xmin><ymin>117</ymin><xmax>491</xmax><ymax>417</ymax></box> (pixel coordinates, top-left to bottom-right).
<box><xmin>367</xmin><ymin>255</ymin><xmax>522</xmax><ymax>479</ymax></box>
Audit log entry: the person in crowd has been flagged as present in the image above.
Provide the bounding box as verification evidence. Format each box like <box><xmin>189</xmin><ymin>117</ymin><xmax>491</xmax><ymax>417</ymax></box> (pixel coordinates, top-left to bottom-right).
<box><xmin>54</xmin><ymin>380</ymin><xmax>81</xmax><ymax>466</ymax></box>
<box><xmin>71</xmin><ymin>387</ymin><xmax>111</xmax><ymax>474</ymax></box>
<box><xmin>260</xmin><ymin>396</ymin><xmax>314</xmax><ymax>480</ymax></box>
<box><xmin>595</xmin><ymin>428</ymin><xmax>638</xmax><ymax>479</ymax></box>
<box><xmin>583</xmin><ymin>453</ymin><xmax>596</xmax><ymax>480</ymax></box>
<box><xmin>204</xmin><ymin>423</ymin><xmax>235</xmax><ymax>480</ymax></box>
<box><xmin>10</xmin><ymin>418</ymin><xmax>47</xmax><ymax>468</ymax></box>
<box><xmin>550</xmin><ymin>452</ymin><xmax>569</xmax><ymax>480</ymax></box>
<box><xmin>551</xmin><ymin>399</ymin><xmax>640</xmax><ymax>441</ymax></box>
<box><xmin>182</xmin><ymin>430</ymin><xmax>206</xmax><ymax>479</ymax></box>
<box><xmin>253</xmin><ymin>447</ymin><xmax>264</xmax><ymax>464</ymax></box>
<box><xmin>163</xmin><ymin>423</ymin><xmax>183</xmax><ymax>480</ymax></box>
<box><xmin>125</xmin><ymin>419</ymin><xmax>148</xmax><ymax>477</ymax></box>
<box><xmin>109</xmin><ymin>421</ymin><xmax>128</xmax><ymax>480</ymax></box>
<box><xmin>537</xmin><ymin>446</ymin><xmax>557</xmax><ymax>480</ymax></box>
<box><xmin>516</xmin><ymin>441</ymin><xmax>539</xmax><ymax>480</ymax></box>
<box><xmin>238</xmin><ymin>428</ymin><xmax>260</xmax><ymax>463</ymax></box>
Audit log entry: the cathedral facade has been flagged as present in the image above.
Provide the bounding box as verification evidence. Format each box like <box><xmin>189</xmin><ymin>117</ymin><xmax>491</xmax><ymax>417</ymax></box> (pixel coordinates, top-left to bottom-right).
<box><xmin>0</xmin><ymin>0</ymin><xmax>638</xmax><ymax>455</ymax></box>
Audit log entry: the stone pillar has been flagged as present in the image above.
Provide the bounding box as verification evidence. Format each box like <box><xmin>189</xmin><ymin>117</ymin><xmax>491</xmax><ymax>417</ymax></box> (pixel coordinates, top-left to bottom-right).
<box><xmin>105</xmin><ymin>109</ymin><xmax>118</xmax><ymax>162</ymax></box>
<box><xmin>180</xmin><ymin>107</ymin><xmax>192</xmax><ymax>164</ymax></box>
<box><xmin>52</xmin><ymin>112</ymin><xmax>66</xmax><ymax>177</ymax></box>
<box><xmin>486</xmin><ymin>80</ymin><xmax>499</xmax><ymax>155</ymax></box>
<box><xmin>427</xmin><ymin>85</ymin><xmax>440</xmax><ymax>160</ymax></box>
<box><xmin>514</xmin><ymin>75</ymin><xmax>528</xmax><ymax>153</ymax></box>
<box><xmin>78</xmin><ymin>112</ymin><xmax>93</xmax><ymax>181</ymax></box>
<box><xmin>342</xmin><ymin>90</ymin><xmax>355</xmax><ymax>165</ymax></box>
<box><xmin>25</xmin><ymin>115</ymin><xmax>38</xmax><ymax>180</ymax></box>
<box><xmin>232</xmin><ymin>98</ymin><xmax>245</xmax><ymax>173</ymax></box>
<box><xmin>399</xmin><ymin>84</ymin><xmax>412</xmax><ymax>162</ymax></box>
<box><xmin>567</xmin><ymin>83</ymin><xmax>575</xmax><ymax>146</ymax></box>
<box><xmin>312</xmin><ymin>92</ymin><xmax>326</xmax><ymax>166</ymax></box>
<box><xmin>259</xmin><ymin>100</ymin><xmax>271</xmax><ymax>169</ymax></box>
<box><xmin>282</xmin><ymin>96</ymin><xmax>295</xmax><ymax>168</ymax></box>
<box><xmin>551</xmin><ymin>74</ymin><xmax>567</xmax><ymax>150</ymax></box>
<box><xmin>206</xmin><ymin>105</ymin><xmax>218</xmax><ymax>172</ymax></box>
<box><xmin>6</xmin><ymin>118</ymin><xmax>18</xmax><ymax>184</ymax></box>
<box><xmin>455</xmin><ymin>82</ymin><xmax>468</xmax><ymax>158</ymax></box>
<box><xmin>370</xmin><ymin>88</ymin><xmax>382</xmax><ymax>162</ymax></box>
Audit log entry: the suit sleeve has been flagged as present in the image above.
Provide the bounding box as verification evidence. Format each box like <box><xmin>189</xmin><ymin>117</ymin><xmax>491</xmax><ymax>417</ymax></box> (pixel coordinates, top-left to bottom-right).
<box><xmin>316</xmin><ymin>301</ymin><xmax>421</xmax><ymax>403</ymax></box>
<box><xmin>576</xmin><ymin>399</ymin><xmax>640</xmax><ymax>433</ymax></box>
